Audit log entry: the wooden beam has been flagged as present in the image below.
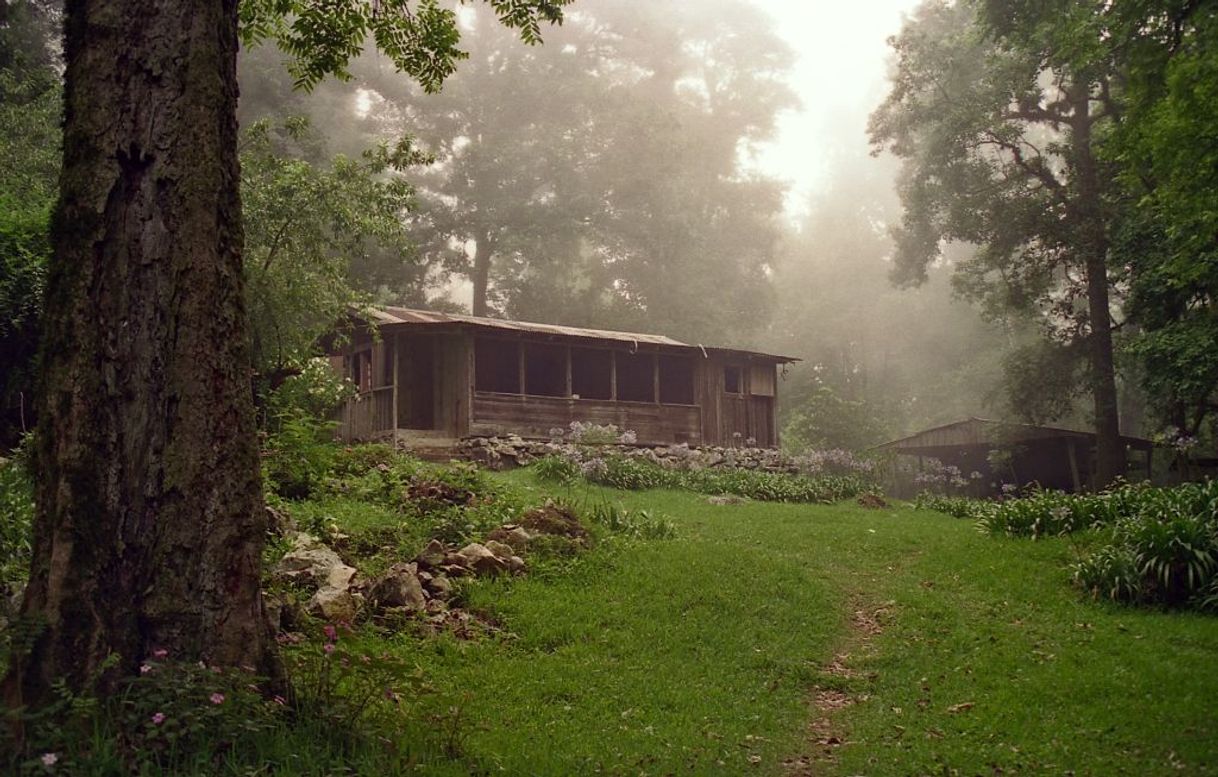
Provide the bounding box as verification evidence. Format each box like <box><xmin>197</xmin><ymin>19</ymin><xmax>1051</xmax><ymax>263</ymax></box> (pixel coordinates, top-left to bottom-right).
<box><xmin>518</xmin><ymin>342</ymin><xmax>526</xmax><ymax>395</ymax></box>
<box><xmin>610</xmin><ymin>351</ymin><xmax>617</xmax><ymax>401</ymax></box>
<box><xmin>391</xmin><ymin>332</ymin><xmax>400</xmax><ymax>449</ymax></box>
<box><xmin>1067</xmin><ymin>440</ymin><xmax>1082</xmax><ymax>492</ymax></box>
<box><xmin>565</xmin><ymin>345</ymin><xmax>573</xmax><ymax>398</ymax></box>
<box><xmin>653</xmin><ymin>354</ymin><xmax>660</xmax><ymax>404</ymax></box>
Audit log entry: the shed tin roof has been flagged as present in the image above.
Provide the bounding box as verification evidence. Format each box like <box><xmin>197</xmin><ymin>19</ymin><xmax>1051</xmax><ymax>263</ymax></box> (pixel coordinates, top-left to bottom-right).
<box><xmin>875</xmin><ymin>417</ymin><xmax>1152</xmax><ymax>452</ymax></box>
<box><xmin>360</xmin><ymin>306</ymin><xmax>799</xmax><ymax>362</ymax></box>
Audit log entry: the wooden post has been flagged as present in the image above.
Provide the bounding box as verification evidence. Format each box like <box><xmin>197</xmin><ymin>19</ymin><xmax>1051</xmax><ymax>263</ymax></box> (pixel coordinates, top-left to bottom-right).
<box><xmin>518</xmin><ymin>341</ymin><xmax>526</xmax><ymax>395</ymax></box>
<box><xmin>610</xmin><ymin>351</ymin><xmax>617</xmax><ymax>401</ymax></box>
<box><xmin>391</xmin><ymin>332</ymin><xmax>400</xmax><ymax>449</ymax></box>
<box><xmin>565</xmin><ymin>345</ymin><xmax>573</xmax><ymax>398</ymax></box>
<box><xmin>652</xmin><ymin>353</ymin><xmax>660</xmax><ymax>404</ymax></box>
<box><xmin>1067</xmin><ymin>440</ymin><xmax>1082</xmax><ymax>492</ymax></box>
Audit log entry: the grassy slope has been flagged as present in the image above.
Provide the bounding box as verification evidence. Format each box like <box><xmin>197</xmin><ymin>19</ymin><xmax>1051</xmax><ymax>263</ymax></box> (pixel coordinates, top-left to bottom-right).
<box><xmin>398</xmin><ymin>474</ymin><xmax>1218</xmax><ymax>776</ymax></box>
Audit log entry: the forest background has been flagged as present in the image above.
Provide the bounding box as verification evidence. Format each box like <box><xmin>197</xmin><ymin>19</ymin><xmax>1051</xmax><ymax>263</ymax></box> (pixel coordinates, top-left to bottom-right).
<box><xmin>2</xmin><ymin>0</ymin><xmax>1215</xmax><ymax>459</ymax></box>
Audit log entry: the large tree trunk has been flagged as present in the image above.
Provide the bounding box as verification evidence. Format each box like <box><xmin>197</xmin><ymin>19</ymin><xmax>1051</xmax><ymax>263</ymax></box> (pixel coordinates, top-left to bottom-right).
<box><xmin>1072</xmin><ymin>88</ymin><xmax>1125</xmax><ymax>488</ymax></box>
<box><xmin>471</xmin><ymin>233</ymin><xmax>494</xmax><ymax>317</ymax></box>
<box><xmin>3</xmin><ymin>0</ymin><xmax>275</xmax><ymax>707</ymax></box>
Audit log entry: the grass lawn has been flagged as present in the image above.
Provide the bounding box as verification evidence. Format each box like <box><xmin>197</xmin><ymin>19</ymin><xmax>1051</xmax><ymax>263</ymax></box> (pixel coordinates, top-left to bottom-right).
<box><xmin>311</xmin><ymin>473</ymin><xmax>1218</xmax><ymax>775</ymax></box>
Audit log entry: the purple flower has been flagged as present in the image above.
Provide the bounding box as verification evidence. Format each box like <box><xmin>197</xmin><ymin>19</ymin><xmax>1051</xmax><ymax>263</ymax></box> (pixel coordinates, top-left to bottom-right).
<box><xmin>323</xmin><ymin>643</ymin><xmax>335</xmax><ymax>654</ymax></box>
<box><xmin>151</xmin><ymin>712</ymin><xmax>166</xmax><ymax>725</ymax></box>
<box><xmin>209</xmin><ymin>692</ymin><xmax>225</xmax><ymax>705</ymax></box>
<box><xmin>140</xmin><ymin>663</ymin><xmax>152</xmax><ymax>674</ymax></box>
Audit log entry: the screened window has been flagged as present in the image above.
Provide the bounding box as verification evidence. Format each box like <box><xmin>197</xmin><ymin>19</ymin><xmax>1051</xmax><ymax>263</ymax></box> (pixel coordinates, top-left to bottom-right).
<box><xmin>617</xmin><ymin>352</ymin><xmax>655</xmax><ymax>402</ymax></box>
<box><xmin>724</xmin><ymin>365</ymin><xmax>743</xmax><ymax>394</ymax></box>
<box><xmin>525</xmin><ymin>344</ymin><xmax>567</xmax><ymax>397</ymax></box>
<box><xmin>659</xmin><ymin>355</ymin><xmax>695</xmax><ymax>405</ymax></box>
<box><xmin>571</xmin><ymin>348</ymin><xmax>612</xmax><ymax>400</ymax></box>
<box><xmin>475</xmin><ymin>338</ymin><xmax>520</xmax><ymax>393</ymax></box>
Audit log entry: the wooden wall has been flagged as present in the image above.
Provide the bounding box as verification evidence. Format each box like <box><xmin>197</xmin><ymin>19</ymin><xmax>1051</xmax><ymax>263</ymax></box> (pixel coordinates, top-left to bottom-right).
<box><xmin>332</xmin><ymin>325</ymin><xmax>783</xmax><ymax>447</ymax></box>
<box><xmin>471</xmin><ymin>393</ymin><xmax>701</xmax><ymax>445</ymax></box>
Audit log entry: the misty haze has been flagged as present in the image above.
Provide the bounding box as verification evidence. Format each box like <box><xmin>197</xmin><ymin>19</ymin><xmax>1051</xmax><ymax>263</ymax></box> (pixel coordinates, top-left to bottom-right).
<box><xmin>2</xmin><ymin>0</ymin><xmax>1215</xmax><ymax>773</ymax></box>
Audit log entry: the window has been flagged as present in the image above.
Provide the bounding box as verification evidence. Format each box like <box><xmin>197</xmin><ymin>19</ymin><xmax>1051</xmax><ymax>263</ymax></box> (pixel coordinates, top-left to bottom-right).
<box><xmin>381</xmin><ymin>345</ymin><xmax>395</xmax><ymax>387</ymax></box>
<box><xmin>724</xmin><ymin>365</ymin><xmax>743</xmax><ymax>394</ymax></box>
<box><xmin>571</xmin><ymin>347</ymin><xmax>612</xmax><ymax>400</ymax></box>
<box><xmin>525</xmin><ymin>343</ymin><xmax>567</xmax><ymax>397</ymax></box>
<box><xmin>475</xmin><ymin>337</ymin><xmax>520</xmax><ymax>393</ymax></box>
<box><xmin>350</xmin><ymin>349</ymin><xmax>372</xmax><ymax>392</ymax></box>
<box><xmin>658</xmin><ymin>355</ymin><xmax>695</xmax><ymax>404</ymax></box>
<box><xmin>617</xmin><ymin>352</ymin><xmax>655</xmax><ymax>402</ymax></box>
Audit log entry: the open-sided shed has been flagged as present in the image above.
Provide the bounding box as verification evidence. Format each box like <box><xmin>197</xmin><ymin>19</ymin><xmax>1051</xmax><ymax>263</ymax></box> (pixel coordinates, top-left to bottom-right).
<box><xmin>876</xmin><ymin>417</ymin><xmax>1154</xmax><ymax>494</ymax></box>
<box><xmin>326</xmin><ymin>307</ymin><xmax>797</xmax><ymax>448</ymax></box>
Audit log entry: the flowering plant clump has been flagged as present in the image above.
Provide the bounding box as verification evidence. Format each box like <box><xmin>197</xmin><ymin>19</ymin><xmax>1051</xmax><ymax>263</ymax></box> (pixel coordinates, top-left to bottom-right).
<box><xmin>529</xmin><ymin>438</ymin><xmax>874</xmax><ymax>504</ymax></box>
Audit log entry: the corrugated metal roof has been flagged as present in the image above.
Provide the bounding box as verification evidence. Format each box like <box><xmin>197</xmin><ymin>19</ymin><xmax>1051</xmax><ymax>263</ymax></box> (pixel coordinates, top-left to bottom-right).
<box><xmin>363</xmin><ymin>307</ymin><xmax>799</xmax><ymax>362</ymax></box>
<box><xmin>874</xmin><ymin>417</ymin><xmax>1152</xmax><ymax>451</ymax></box>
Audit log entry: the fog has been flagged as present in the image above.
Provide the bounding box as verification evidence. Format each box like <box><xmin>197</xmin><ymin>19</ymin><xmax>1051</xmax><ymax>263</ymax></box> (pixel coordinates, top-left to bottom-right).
<box><xmin>233</xmin><ymin>0</ymin><xmax>1107</xmax><ymax>449</ymax></box>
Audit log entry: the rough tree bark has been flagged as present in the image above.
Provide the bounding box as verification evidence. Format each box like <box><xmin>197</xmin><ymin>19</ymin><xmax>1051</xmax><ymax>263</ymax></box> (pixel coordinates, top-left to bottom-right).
<box><xmin>3</xmin><ymin>0</ymin><xmax>275</xmax><ymax>706</ymax></box>
<box><xmin>471</xmin><ymin>233</ymin><xmax>494</xmax><ymax>317</ymax></box>
<box><xmin>1071</xmin><ymin>87</ymin><xmax>1126</xmax><ymax>487</ymax></box>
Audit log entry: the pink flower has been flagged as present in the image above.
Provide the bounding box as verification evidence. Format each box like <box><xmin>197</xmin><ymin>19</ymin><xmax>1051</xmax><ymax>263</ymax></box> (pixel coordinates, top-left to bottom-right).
<box><xmin>40</xmin><ymin>752</ymin><xmax>58</xmax><ymax>766</ymax></box>
<box><xmin>322</xmin><ymin>624</ymin><xmax>338</xmax><ymax>643</ymax></box>
<box><xmin>139</xmin><ymin>663</ymin><xmax>152</xmax><ymax>674</ymax></box>
<box><xmin>209</xmin><ymin>692</ymin><xmax>225</xmax><ymax>705</ymax></box>
<box><xmin>151</xmin><ymin>712</ymin><xmax>165</xmax><ymax>725</ymax></box>
<box><xmin>152</xmin><ymin>649</ymin><xmax>168</xmax><ymax>658</ymax></box>
<box><xmin>272</xmin><ymin>695</ymin><xmax>287</xmax><ymax>706</ymax></box>
<box><xmin>323</xmin><ymin>643</ymin><xmax>335</xmax><ymax>654</ymax></box>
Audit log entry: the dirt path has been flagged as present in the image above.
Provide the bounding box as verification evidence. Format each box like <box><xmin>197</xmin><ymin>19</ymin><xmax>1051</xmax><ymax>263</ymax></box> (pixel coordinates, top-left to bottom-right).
<box><xmin>782</xmin><ymin>596</ymin><xmax>892</xmax><ymax>775</ymax></box>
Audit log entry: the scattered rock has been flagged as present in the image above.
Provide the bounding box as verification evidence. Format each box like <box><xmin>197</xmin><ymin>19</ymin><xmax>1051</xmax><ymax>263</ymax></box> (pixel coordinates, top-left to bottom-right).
<box><xmin>456</xmin><ymin>543</ymin><xmax>507</xmax><ymax>576</ymax></box>
<box><xmin>425</xmin><ymin>575</ymin><xmax>453</xmax><ymax>601</ymax></box>
<box><xmin>275</xmin><ymin>533</ymin><xmax>355</xmax><ymax>588</ymax></box>
<box><xmin>308</xmin><ymin>586</ymin><xmax>358</xmax><ymax>623</ymax></box>
<box><xmin>369</xmin><ymin>563</ymin><xmax>427</xmax><ymax>611</ymax></box>
<box><xmin>707</xmin><ymin>495</ymin><xmax>748</xmax><ymax>506</ymax></box>
<box><xmin>486</xmin><ymin>524</ymin><xmax>532</xmax><ymax>552</ymax></box>
<box><xmin>265</xmin><ymin>504</ymin><xmax>297</xmax><ymax>535</ymax></box>
<box><xmin>416</xmin><ymin>539</ymin><xmax>447</xmax><ymax>568</ymax></box>
<box><xmin>484</xmin><ymin>539</ymin><xmax>516</xmax><ymax>560</ymax></box>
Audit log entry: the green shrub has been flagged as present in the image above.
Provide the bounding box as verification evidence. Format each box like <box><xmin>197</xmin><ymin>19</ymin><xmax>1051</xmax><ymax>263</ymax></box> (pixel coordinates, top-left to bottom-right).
<box><xmin>588</xmin><ymin>501</ymin><xmax>678</xmax><ymax>540</ymax></box>
<box><xmin>912</xmin><ymin>491</ymin><xmax>981</xmax><ymax>520</ymax></box>
<box><xmin>1074</xmin><ymin>544</ymin><xmax>1143</xmax><ymax>603</ymax></box>
<box><xmin>0</xmin><ymin>440</ymin><xmax>34</xmax><ymax>586</ymax></box>
<box><xmin>262</xmin><ymin>409</ymin><xmax>339</xmax><ymax>499</ymax></box>
<box><xmin>532</xmin><ymin>455</ymin><xmax>580</xmax><ymax>486</ymax></box>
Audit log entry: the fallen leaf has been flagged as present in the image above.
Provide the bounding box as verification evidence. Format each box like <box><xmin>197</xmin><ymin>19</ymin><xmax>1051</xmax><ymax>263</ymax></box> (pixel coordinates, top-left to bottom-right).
<box><xmin>947</xmin><ymin>701</ymin><xmax>975</xmax><ymax>714</ymax></box>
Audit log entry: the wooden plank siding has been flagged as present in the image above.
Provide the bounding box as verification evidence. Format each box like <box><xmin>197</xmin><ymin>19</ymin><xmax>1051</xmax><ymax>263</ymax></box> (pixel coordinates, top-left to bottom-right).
<box><xmin>470</xmin><ymin>392</ymin><xmax>701</xmax><ymax>445</ymax></box>
<box><xmin>329</xmin><ymin>314</ymin><xmax>789</xmax><ymax>447</ymax></box>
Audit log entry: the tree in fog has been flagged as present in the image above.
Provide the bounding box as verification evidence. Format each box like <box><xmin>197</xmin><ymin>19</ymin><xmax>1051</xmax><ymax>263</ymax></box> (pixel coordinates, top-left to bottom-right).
<box><xmin>6</xmin><ymin>0</ymin><xmax>569</xmax><ymax>708</ymax></box>
<box><xmin>359</xmin><ymin>0</ymin><xmax>793</xmax><ymax>342</ymax></box>
<box><xmin>869</xmin><ymin>0</ymin><xmax>1130</xmax><ymax>484</ymax></box>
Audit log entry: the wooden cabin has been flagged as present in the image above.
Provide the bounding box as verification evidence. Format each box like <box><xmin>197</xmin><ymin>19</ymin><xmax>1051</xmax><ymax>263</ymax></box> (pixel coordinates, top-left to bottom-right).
<box><xmin>876</xmin><ymin>417</ymin><xmax>1154</xmax><ymax>495</ymax></box>
<box><xmin>326</xmin><ymin>307</ymin><xmax>796</xmax><ymax>448</ymax></box>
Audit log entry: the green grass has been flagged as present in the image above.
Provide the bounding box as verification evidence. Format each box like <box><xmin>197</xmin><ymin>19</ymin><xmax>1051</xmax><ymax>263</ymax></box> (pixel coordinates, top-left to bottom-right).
<box><xmin>363</xmin><ymin>473</ymin><xmax>1218</xmax><ymax>776</ymax></box>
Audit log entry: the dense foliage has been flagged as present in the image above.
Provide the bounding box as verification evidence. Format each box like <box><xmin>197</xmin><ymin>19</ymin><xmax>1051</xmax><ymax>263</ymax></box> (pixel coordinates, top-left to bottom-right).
<box><xmin>534</xmin><ymin>451</ymin><xmax>870</xmax><ymax>505</ymax></box>
<box><xmin>916</xmin><ymin>479</ymin><xmax>1218</xmax><ymax>611</ymax></box>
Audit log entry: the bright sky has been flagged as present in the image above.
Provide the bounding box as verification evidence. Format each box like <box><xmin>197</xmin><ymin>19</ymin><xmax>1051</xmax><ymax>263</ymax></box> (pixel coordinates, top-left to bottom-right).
<box><xmin>745</xmin><ymin>0</ymin><xmax>922</xmax><ymax>219</ymax></box>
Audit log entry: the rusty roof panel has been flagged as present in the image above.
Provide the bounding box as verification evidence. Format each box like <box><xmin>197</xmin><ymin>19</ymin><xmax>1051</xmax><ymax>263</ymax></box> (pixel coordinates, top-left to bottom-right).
<box><xmin>368</xmin><ymin>307</ymin><xmax>798</xmax><ymax>361</ymax></box>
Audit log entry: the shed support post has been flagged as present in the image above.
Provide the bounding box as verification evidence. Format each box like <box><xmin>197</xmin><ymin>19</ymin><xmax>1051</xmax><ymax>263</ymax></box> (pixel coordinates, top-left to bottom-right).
<box><xmin>518</xmin><ymin>341</ymin><xmax>526</xmax><ymax>395</ymax></box>
<box><xmin>610</xmin><ymin>351</ymin><xmax>617</xmax><ymax>401</ymax></box>
<box><xmin>653</xmin><ymin>353</ymin><xmax>660</xmax><ymax>404</ymax></box>
<box><xmin>1067</xmin><ymin>440</ymin><xmax>1082</xmax><ymax>492</ymax></box>
<box><xmin>391</xmin><ymin>332</ymin><xmax>400</xmax><ymax>450</ymax></box>
<box><xmin>565</xmin><ymin>346</ymin><xmax>572</xmax><ymax>398</ymax></box>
